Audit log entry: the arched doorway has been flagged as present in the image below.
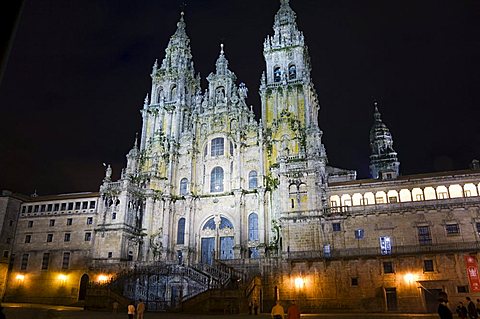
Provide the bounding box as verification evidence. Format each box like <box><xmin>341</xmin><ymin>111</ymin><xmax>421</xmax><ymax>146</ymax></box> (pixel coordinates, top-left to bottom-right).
<box><xmin>78</xmin><ymin>274</ymin><xmax>89</xmax><ymax>301</ymax></box>
<box><xmin>200</xmin><ymin>215</ymin><xmax>234</xmax><ymax>264</ymax></box>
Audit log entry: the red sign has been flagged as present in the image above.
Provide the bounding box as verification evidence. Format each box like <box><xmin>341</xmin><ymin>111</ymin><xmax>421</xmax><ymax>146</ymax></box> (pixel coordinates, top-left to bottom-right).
<box><xmin>465</xmin><ymin>255</ymin><xmax>480</xmax><ymax>293</ymax></box>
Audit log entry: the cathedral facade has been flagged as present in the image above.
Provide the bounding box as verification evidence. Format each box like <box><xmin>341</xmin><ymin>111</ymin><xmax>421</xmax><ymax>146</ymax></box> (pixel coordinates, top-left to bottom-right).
<box><xmin>3</xmin><ymin>0</ymin><xmax>480</xmax><ymax>313</ymax></box>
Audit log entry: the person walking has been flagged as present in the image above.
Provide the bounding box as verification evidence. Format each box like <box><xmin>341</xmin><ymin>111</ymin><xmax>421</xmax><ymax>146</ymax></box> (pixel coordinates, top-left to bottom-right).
<box><xmin>437</xmin><ymin>292</ymin><xmax>452</xmax><ymax>319</ymax></box>
<box><xmin>112</xmin><ymin>301</ymin><xmax>119</xmax><ymax>313</ymax></box>
<box><xmin>457</xmin><ymin>302</ymin><xmax>468</xmax><ymax>319</ymax></box>
<box><xmin>136</xmin><ymin>299</ymin><xmax>145</xmax><ymax>319</ymax></box>
<box><xmin>127</xmin><ymin>302</ymin><xmax>135</xmax><ymax>319</ymax></box>
<box><xmin>253</xmin><ymin>299</ymin><xmax>259</xmax><ymax>315</ymax></box>
<box><xmin>467</xmin><ymin>297</ymin><xmax>478</xmax><ymax>319</ymax></box>
<box><xmin>287</xmin><ymin>300</ymin><xmax>300</xmax><ymax>319</ymax></box>
<box><xmin>271</xmin><ymin>300</ymin><xmax>284</xmax><ymax>319</ymax></box>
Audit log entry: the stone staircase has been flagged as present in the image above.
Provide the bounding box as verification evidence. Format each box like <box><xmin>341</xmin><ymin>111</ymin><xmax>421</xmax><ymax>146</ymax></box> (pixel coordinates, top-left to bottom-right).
<box><xmin>86</xmin><ymin>260</ymin><xmax>248</xmax><ymax>312</ymax></box>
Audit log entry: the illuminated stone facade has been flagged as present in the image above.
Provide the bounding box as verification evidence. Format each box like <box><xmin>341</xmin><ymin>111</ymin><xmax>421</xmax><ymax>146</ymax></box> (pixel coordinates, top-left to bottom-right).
<box><xmin>3</xmin><ymin>0</ymin><xmax>480</xmax><ymax>313</ymax></box>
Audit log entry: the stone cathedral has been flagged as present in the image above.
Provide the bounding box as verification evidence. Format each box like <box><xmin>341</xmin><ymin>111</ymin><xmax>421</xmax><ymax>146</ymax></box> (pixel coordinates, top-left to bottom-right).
<box><xmin>95</xmin><ymin>1</ymin><xmax>337</xmax><ymax>266</ymax></box>
<box><xmin>3</xmin><ymin>0</ymin><xmax>480</xmax><ymax>314</ymax></box>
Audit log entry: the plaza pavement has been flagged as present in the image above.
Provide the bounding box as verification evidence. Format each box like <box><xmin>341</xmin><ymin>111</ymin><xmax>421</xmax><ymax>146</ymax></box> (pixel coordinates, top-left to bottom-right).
<box><xmin>1</xmin><ymin>303</ymin><xmax>440</xmax><ymax>319</ymax></box>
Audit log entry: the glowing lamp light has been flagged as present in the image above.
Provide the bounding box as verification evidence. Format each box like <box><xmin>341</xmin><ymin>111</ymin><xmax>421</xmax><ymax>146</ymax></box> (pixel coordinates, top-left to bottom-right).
<box><xmin>57</xmin><ymin>274</ymin><xmax>68</xmax><ymax>284</ymax></box>
<box><xmin>294</xmin><ymin>277</ymin><xmax>305</xmax><ymax>289</ymax></box>
<box><xmin>404</xmin><ymin>273</ymin><xmax>417</xmax><ymax>284</ymax></box>
<box><xmin>97</xmin><ymin>274</ymin><xmax>109</xmax><ymax>283</ymax></box>
<box><xmin>15</xmin><ymin>274</ymin><xmax>25</xmax><ymax>282</ymax></box>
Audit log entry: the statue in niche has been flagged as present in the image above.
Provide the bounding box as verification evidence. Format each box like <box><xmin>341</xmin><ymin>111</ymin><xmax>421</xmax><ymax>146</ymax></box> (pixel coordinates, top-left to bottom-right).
<box><xmin>215</xmin><ymin>86</ymin><xmax>226</xmax><ymax>104</ymax></box>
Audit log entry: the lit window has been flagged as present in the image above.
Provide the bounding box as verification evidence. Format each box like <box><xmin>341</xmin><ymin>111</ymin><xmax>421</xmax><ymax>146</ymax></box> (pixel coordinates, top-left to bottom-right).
<box><xmin>180</xmin><ymin>178</ymin><xmax>188</xmax><ymax>196</ymax></box>
<box><xmin>211</xmin><ymin>138</ymin><xmax>224</xmax><ymax>156</ymax></box>
<box><xmin>415</xmin><ymin>194</ymin><xmax>424</xmax><ymax>201</ymax></box>
<box><xmin>388</xmin><ymin>196</ymin><xmax>398</xmax><ymax>203</ymax></box>
<box><xmin>446</xmin><ymin>224</ymin><xmax>460</xmax><ymax>235</ymax></box>
<box><xmin>210</xmin><ymin>167</ymin><xmax>224</xmax><ymax>192</ymax></box>
<box><xmin>438</xmin><ymin>192</ymin><xmax>448</xmax><ymax>199</ymax></box>
<box><xmin>376</xmin><ymin>197</ymin><xmax>384</xmax><ymax>204</ymax></box>
<box><xmin>248</xmin><ymin>171</ymin><xmax>258</xmax><ymax>189</ymax></box>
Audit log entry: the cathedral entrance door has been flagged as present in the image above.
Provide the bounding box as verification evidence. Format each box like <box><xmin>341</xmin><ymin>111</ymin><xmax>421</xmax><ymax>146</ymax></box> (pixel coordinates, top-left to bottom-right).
<box><xmin>220</xmin><ymin>236</ymin><xmax>234</xmax><ymax>260</ymax></box>
<box><xmin>201</xmin><ymin>237</ymin><xmax>215</xmax><ymax>264</ymax></box>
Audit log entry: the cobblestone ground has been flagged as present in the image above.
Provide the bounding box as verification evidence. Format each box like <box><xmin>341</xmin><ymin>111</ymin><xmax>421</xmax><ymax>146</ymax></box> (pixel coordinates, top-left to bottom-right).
<box><xmin>1</xmin><ymin>304</ymin><xmax>440</xmax><ymax>319</ymax></box>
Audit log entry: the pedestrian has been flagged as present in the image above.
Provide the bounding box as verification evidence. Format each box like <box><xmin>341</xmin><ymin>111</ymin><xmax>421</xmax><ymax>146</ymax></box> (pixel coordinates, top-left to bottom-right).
<box><xmin>127</xmin><ymin>302</ymin><xmax>135</xmax><ymax>319</ymax></box>
<box><xmin>437</xmin><ymin>292</ymin><xmax>452</xmax><ymax>319</ymax></box>
<box><xmin>287</xmin><ymin>300</ymin><xmax>300</xmax><ymax>319</ymax></box>
<box><xmin>112</xmin><ymin>300</ymin><xmax>119</xmax><ymax>313</ymax></box>
<box><xmin>457</xmin><ymin>302</ymin><xmax>468</xmax><ymax>319</ymax></box>
<box><xmin>253</xmin><ymin>299</ymin><xmax>259</xmax><ymax>315</ymax></box>
<box><xmin>136</xmin><ymin>299</ymin><xmax>145</xmax><ymax>319</ymax></box>
<box><xmin>271</xmin><ymin>300</ymin><xmax>284</xmax><ymax>319</ymax></box>
<box><xmin>467</xmin><ymin>297</ymin><xmax>478</xmax><ymax>319</ymax></box>
<box><xmin>0</xmin><ymin>306</ymin><xmax>5</xmax><ymax>319</ymax></box>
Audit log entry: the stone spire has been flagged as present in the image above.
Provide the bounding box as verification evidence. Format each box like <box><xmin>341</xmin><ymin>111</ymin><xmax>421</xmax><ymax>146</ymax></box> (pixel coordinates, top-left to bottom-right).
<box><xmin>215</xmin><ymin>43</ymin><xmax>229</xmax><ymax>76</ymax></box>
<box><xmin>369</xmin><ymin>102</ymin><xmax>400</xmax><ymax>180</ymax></box>
<box><xmin>160</xmin><ymin>12</ymin><xmax>194</xmax><ymax>75</ymax></box>
<box><xmin>267</xmin><ymin>0</ymin><xmax>304</xmax><ymax>49</ymax></box>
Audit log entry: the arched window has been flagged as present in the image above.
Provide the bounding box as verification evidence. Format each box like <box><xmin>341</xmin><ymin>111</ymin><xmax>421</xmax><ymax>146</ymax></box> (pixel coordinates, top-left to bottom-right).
<box><xmin>248</xmin><ymin>213</ymin><xmax>259</xmax><ymax>241</ymax></box>
<box><xmin>171</xmin><ymin>85</ymin><xmax>177</xmax><ymax>100</ymax></box>
<box><xmin>180</xmin><ymin>178</ymin><xmax>188</xmax><ymax>196</ymax></box>
<box><xmin>177</xmin><ymin>218</ymin><xmax>185</xmax><ymax>244</ymax></box>
<box><xmin>288</xmin><ymin>64</ymin><xmax>296</xmax><ymax>80</ymax></box>
<box><xmin>210</xmin><ymin>167</ymin><xmax>224</xmax><ymax>192</ymax></box>
<box><xmin>211</xmin><ymin>137</ymin><xmax>224</xmax><ymax>156</ymax></box>
<box><xmin>248</xmin><ymin>171</ymin><xmax>258</xmax><ymax>189</ymax></box>
<box><xmin>274</xmin><ymin>67</ymin><xmax>281</xmax><ymax>82</ymax></box>
<box><xmin>156</xmin><ymin>87</ymin><xmax>164</xmax><ymax>103</ymax></box>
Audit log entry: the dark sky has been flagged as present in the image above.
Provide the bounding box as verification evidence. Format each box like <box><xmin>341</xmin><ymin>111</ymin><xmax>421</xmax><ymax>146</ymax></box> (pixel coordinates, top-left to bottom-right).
<box><xmin>1</xmin><ymin>0</ymin><xmax>480</xmax><ymax>196</ymax></box>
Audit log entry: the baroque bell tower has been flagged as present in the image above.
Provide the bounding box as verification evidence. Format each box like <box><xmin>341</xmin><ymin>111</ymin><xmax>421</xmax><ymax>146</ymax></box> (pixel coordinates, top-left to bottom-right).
<box><xmin>260</xmin><ymin>0</ymin><xmax>328</xmax><ymax>252</ymax></box>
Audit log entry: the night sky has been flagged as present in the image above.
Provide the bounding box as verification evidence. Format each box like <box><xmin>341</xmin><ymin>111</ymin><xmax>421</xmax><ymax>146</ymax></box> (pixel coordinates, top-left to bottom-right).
<box><xmin>1</xmin><ymin>0</ymin><xmax>479</xmax><ymax>196</ymax></box>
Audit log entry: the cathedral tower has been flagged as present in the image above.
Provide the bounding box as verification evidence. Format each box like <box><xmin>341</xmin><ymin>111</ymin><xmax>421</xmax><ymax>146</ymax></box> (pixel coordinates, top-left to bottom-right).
<box><xmin>369</xmin><ymin>102</ymin><xmax>400</xmax><ymax>179</ymax></box>
<box><xmin>260</xmin><ymin>0</ymin><xmax>328</xmax><ymax>253</ymax></box>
